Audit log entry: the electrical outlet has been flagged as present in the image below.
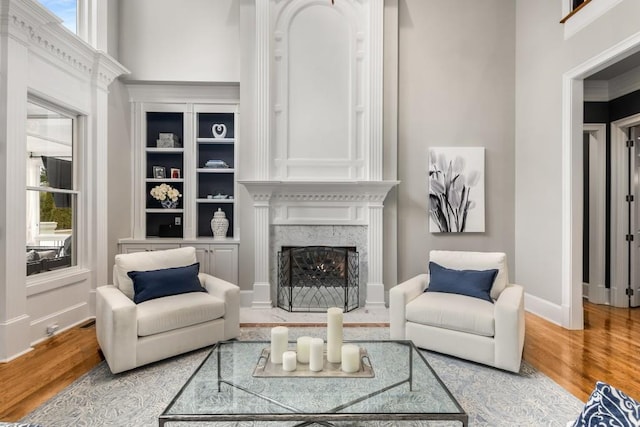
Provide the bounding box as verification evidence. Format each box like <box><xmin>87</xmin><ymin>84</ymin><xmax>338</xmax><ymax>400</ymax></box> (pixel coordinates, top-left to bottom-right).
<box><xmin>175</xmin><ymin>217</ymin><xmax>181</xmax><ymax>226</ymax></box>
<box><xmin>46</xmin><ymin>324</ymin><xmax>59</xmax><ymax>336</ymax></box>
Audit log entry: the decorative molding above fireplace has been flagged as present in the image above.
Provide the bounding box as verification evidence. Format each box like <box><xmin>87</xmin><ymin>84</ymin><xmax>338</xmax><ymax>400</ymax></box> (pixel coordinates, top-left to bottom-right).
<box><xmin>240</xmin><ymin>180</ymin><xmax>398</xmax><ymax>225</ymax></box>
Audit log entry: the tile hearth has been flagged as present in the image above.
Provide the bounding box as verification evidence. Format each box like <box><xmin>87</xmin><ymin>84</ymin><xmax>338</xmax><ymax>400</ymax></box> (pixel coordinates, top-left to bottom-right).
<box><xmin>240</xmin><ymin>306</ymin><xmax>389</xmax><ymax>325</ymax></box>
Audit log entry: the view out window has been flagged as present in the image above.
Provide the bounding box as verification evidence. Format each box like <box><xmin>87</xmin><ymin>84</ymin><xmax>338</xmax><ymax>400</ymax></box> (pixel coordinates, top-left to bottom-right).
<box><xmin>573</xmin><ymin>0</ymin><xmax>586</xmax><ymax>10</ymax></box>
<box><xmin>26</xmin><ymin>101</ymin><xmax>77</xmax><ymax>276</ymax></box>
<box><xmin>38</xmin><ymin>0</ymin><xmax>77</xmax><ymax>33</ymax></box>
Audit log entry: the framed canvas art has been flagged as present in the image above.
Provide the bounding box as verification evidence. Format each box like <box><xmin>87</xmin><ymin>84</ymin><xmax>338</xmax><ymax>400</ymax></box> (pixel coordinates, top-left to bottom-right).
<box><xmin>428</xmin><ymin>147</ymin><xmax>485</xmax><ymax>233</ymax></box>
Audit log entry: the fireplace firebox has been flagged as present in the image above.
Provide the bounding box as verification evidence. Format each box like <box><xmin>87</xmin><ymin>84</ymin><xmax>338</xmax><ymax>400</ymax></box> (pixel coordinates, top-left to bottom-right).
<box><xmin>277</xmin><ymin>246</ymin><xmax>359</xmax><ymax>312</ymax></box>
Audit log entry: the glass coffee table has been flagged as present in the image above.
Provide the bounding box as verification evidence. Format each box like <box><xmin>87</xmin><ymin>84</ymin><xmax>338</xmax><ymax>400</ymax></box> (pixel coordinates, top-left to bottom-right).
<box><xmin>160</xmin><ymin>340</ymin><xmax>467</xmax><ymax>426</ymax></box>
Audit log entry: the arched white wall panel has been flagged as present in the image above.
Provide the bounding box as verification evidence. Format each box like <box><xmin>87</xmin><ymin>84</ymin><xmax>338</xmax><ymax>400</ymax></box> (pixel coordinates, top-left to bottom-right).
<box><xmin>272</xmin><ymin>0</ymin><xmax>367</xmax><ymax>180</ymax></box>
<box><xmin>288</xmin><ymin>6</ymin><xmax>350</xmax><ymax>160</ymax></box>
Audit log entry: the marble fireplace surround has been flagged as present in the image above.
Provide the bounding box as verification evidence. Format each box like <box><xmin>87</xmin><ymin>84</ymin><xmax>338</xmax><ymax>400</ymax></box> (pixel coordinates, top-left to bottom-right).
<box><xmin>271</xmin><ymin>225</ymin><xmax>368</xmax><ymax>310</ymax></box>
<box><xmin>241</xmin><ymin>181</ymin><xmax>398</xmax><ymax>309</ymax></box>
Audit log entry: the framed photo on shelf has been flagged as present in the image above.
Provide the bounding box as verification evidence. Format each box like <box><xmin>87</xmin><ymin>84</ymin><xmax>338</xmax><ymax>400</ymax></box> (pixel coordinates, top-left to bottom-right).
<box><xmin>153</xmin><ymin>166</ymin><xmax>166</xmax><ymax>179</ymax></box>
<box><xmin>170</xmin><ymin>168</ymin><xmax>181</xmax><ymax>179</ymax></box>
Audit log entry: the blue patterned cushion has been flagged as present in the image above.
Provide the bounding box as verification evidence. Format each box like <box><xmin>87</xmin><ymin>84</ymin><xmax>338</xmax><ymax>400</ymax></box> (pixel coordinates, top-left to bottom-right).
<box><xmin>573</xmin><ymin>381</ymin><xmax>640</xmax><ymax>426</ymax></box>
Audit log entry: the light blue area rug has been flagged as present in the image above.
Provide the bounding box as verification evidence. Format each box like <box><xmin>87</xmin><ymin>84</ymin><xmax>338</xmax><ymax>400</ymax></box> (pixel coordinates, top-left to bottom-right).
<box><xmin>21</xmin><ymin>327</ymin><xmax>583</xmax><ymax>426</ymax></box>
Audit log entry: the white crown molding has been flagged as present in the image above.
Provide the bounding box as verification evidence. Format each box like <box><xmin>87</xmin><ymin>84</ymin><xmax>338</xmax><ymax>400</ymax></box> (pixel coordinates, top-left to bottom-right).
<box><xmin>608</xmin><ymin>65</ymin><xmax>640</xmax><ymax>101</ymax></box>
<box><xmin>93</xmin><ymin>51</ymin><xmax>130</xmax><ymax>88</ymax></box>
<box><xmin>125</xmin><ymin>82</ymin><xmax>240</xmax><ymax>103</ymax></box>
<box><xmin>1</xmin><ymin>0</ymin><xmax>127</xmax><ymax>86</ymax></box>
<box><xmin>584</xmin><ymin>65</ymin><xmax>640</xmax><ymax>102</ymax></box>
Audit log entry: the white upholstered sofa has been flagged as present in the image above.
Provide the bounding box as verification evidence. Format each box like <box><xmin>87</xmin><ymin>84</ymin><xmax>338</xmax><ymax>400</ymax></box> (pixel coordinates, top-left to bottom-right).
<box><xmin>390</xmin><ymin>250</ymin><xmax>525</xmax><ymax>373</ymax></box>
<box><xmin>96</xmin><ymin>246</ymin><xmax>240</xmax><ymax>374</ymax></box>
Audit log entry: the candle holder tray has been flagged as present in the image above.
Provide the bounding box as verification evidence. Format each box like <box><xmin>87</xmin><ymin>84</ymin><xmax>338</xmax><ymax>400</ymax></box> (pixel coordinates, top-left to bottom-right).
<box><xmin>252</xmin><ymin>347</ymin><xmax>375</xmax><ymax>378</ymax></box>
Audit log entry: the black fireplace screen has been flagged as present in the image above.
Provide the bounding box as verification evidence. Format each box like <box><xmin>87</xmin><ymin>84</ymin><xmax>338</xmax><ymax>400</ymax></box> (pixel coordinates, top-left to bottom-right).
<box><xmin>278</xmin><ymin>246</ymin><xmax>359</xmax><ymax>312</ymax></box>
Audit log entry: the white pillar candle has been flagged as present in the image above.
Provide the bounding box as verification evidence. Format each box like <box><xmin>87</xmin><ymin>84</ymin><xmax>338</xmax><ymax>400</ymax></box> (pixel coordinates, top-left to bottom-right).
<box><xmin>282</xmin><ymin>350</ymin><xmax>297</xmax><ymax>372</ymax></box>
<box><xmin>341</xmin><ymin>344</ymin><xmax>360</xmax><ymax>373</ymax></box>
<box><xmin>309</xmin><ymin>337</ymin><xmax>324</xmax><ymax>372</ymax></box>
<box><xmin>270</xmin><ymin>326</ymin><xmax>288</xmax><ymax>364</ymax></box>
<box><xmin>296</xmin><ymin>336</ymin><xmax>312</xmax><ymax>364</ymax></box>
<box><xmin>326</xmin><ymin>307</ymin><xmax>344</xmax><ymax>363</ymax></box>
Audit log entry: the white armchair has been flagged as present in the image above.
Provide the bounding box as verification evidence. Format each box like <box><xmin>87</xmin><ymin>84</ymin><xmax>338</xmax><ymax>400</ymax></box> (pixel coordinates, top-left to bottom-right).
<box><xmin>96</xmin><ymin>246</ymin><xmax>240</xmax><ymax>374</ymax></box>
<box><xmin>390</xmin><ymin>250</ymin><xmax>525</xmax><ymax>373</ymax></box>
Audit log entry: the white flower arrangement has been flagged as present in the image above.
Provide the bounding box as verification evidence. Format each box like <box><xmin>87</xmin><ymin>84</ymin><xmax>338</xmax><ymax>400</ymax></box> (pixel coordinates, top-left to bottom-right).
<box><xmin>150</xmin><ymin>183</ymin><xmax>182</xmax><ymax>202</ymax></box>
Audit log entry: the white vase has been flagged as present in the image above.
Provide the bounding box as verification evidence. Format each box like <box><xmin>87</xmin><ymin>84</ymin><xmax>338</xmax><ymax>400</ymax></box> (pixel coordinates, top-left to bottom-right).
<box><xmin>211</xmin><ymin>208</ymin><xmax>229</xmax><ymax>239</ymax></box>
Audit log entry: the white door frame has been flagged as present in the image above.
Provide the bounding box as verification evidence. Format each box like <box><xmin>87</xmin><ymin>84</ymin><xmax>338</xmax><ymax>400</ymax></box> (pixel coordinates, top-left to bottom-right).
<box><xmin>584</xmin><ymin>124</ymin><xmax>607</xmax><ymax>305</ymax></box>
<box><xmin>610</xmin><ymin>114</ymin><xmax>640</xmax><ymax>307</ymax></box>
<box><xmin>562</xmin><ymin>32</ymin><xmax>640</xmax><ymax>329</ymax></box>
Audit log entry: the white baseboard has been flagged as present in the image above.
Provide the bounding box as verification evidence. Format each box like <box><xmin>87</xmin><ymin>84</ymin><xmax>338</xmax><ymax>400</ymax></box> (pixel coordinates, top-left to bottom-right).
<box><xmin>524</xmin><ymin>292</ymin><xmax>564</xmax><ymax>326</ymax></box>
<box><xmin>29</xmin><ymin>302</ymin><xmax>90</xmax><ymax>344</ymax></box>
<box><xmin>0</xmin><ymin>314</ymin><xmax>32</xmax><ymax>362</ymax></box>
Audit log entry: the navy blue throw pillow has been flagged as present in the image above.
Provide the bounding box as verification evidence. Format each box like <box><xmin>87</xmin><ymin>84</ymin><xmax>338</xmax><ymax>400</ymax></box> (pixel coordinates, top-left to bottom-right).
<box><xmin>427</xmin><ymin>261</ymin><xmax>497</xmax><ymax>303</ymax></box>
<box><xmin>128</xmin><ymin>263</ymin><xmax>205</xmax><ymax>304</ymax></box>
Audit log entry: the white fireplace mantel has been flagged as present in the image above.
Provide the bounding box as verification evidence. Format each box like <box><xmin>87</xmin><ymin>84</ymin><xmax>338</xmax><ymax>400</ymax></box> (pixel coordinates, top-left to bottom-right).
<box><xmin>240</xmin><ymin>180</ymin><xmax>399</xmax><ymax>203</ymax></box>
<box><xmin>241</xmin><ymin>180</ymin><xmax>398</xmax><ymax>225</ymax></box>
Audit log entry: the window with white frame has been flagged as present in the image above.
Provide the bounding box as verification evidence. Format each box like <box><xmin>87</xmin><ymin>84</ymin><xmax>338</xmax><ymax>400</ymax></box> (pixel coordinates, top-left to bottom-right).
<box><xmin>38</xmin><ymin>0</ymin><xmax>77</xmax><ymax>34</ymax></box>
<box><xmin>26</xmin><ymin>100</ymin><xmax>78</xmax><ymax>276</ymax></box>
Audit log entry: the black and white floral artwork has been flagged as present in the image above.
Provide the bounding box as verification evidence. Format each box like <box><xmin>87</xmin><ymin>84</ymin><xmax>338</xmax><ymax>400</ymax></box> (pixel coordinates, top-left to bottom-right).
<box><xmin>429</xmin><ymin>147</ymin><xmax>485</xmax><ymax>233</ymax></box>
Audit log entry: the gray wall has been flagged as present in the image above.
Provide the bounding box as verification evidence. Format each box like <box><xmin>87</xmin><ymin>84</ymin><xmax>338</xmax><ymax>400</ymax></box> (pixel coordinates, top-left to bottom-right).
<box><xmin>118</xmin><ymin>0</ymin><xmax>240</xmax><ymax>82</ymax></box>
<box><xmin>396</xmin><ymin>0</ymin><xmax>516</xmax><ymax>282</ymax></box>
<box><xmin>515</xmin><ymin>0</ymin><xmax>640</xmax><ymax>307</ymax></box>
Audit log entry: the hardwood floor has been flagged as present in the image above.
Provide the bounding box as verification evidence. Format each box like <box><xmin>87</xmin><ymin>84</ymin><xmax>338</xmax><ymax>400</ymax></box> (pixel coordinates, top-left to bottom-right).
<box><xmin>0</xmin><ymin>320</ymin><xmax>103</xmax><ymax>421</ymax></box>
<box><xmin>524</xmin><ymin>300</ymin><xmax>640</xmax><ymax>403</ymax></box>
<box><xmin>1</xmin><ymin>302</ymin><xmax>639</xmax><ymax>422</ymax></box>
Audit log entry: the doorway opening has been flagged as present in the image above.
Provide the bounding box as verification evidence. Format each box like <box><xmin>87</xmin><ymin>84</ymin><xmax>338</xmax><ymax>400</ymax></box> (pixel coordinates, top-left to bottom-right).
<box><xmin>564</xmin><ymin>33</ymin><xmax>640</xmax><ymax>329</ymax></box>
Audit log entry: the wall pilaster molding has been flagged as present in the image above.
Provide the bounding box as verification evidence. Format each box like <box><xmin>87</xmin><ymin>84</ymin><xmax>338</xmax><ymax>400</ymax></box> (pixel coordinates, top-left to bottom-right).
<box><xmin>252</xmin><ymin>203</ymin><xmax>272</xmax><ymax>309</ymax></box>
<box><xmin>255</xmin><ymin>0</ymin><xmax>270</xmax><ymax>180</ymax></box>
<box><xmin>369</xmin><ymin>0</ymin><xmax>383</xmax><ymax>181</ymax></box>
<box><xmin>366</xmin><ymin>203</ymin><xmax>385</xmax><ymax>307</ymax></box>
<box><xmin>0</xmin><ymin>20</ymin><xmax>31</xmax><ymax>360</ymax></box>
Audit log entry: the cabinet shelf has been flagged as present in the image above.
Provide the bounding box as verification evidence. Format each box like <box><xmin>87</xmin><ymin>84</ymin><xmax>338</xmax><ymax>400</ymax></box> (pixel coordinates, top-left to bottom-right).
<box><xmin>146</xmin><ymin>178</ymin><xmax>184</xmax><ymax>183</ymax></box>
<box><xmin>196</xmin><ymin>198</ymin><xmax>235</xmax><ymax>203</ymax></box>
<box><xmin>146</xmin><ymin>208</ymin><xmax>184</xmax><ymax>213</ymax></box>
<box><xmin>197</xmin><ymin>138</ymin><xmax>235</xmax><ymax>144</ymax></box>
<box><xmin>146</xmin><ymin>147</ymin><xmax>184</xmax><ymax>153</ymax></box>
<box><xmin>196</xmin><ymin>168</ymin><xmax>235</xmax><ymax>173</ymax></box>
